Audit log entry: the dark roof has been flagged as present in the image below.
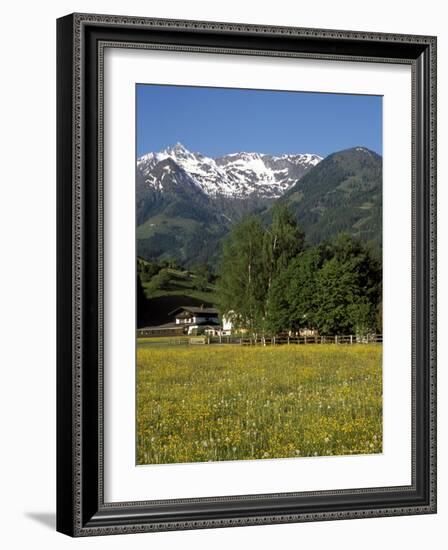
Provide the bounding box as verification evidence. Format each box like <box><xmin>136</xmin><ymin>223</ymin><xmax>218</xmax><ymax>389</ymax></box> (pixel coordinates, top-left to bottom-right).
<box><xmin>169</xmin><ymin>306</ymin><xmax>219</xmax><ymax>317</ymax></box>
<box><xmin>138</xmin><ymin>319</ymin><xmax>221</xmax><ymax>332</ymax></box>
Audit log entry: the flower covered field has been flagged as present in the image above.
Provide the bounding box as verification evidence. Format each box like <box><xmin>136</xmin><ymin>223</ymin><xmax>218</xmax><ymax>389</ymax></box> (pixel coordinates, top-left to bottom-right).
<box><xmin>136</xmin><ymin>343</ymin><xmax>382</xmax><ymax>465</ymax></box>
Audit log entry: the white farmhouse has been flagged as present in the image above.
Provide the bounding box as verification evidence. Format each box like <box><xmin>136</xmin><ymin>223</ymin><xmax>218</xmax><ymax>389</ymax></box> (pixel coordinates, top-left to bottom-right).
<box><xmin>169</xmin><ymin>306</ymin><xmax>221</xmax><ymax>336</ymax></box>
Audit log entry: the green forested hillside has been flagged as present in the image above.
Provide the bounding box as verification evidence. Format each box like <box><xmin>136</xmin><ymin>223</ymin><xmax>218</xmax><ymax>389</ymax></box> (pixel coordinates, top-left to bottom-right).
<box><xmin>280</xmin><ymin>147</ymin><xmax>382</xmax><ymax>246</ymax></box>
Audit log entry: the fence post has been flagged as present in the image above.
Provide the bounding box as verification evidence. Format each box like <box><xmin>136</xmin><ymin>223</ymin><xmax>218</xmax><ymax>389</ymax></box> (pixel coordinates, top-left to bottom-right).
<box><xmin>304</xmin><ymin>335</ymin><xmax>307</xmax><ymax>344</ymax></box>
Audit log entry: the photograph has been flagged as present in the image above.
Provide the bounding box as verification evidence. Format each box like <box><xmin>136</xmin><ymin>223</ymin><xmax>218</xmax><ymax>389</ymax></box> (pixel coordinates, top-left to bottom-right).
<box><xmin>135</xmin><ymin>84</ymin><xmax>384</xmax><ymax>465</ymax></box>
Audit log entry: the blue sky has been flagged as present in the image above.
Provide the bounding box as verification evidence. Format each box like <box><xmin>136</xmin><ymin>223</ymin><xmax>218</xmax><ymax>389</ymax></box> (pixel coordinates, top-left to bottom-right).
<box><xmin>136</xmin><ymin>84</ymin><xmax>382</xmax><ymax>158</ymax></box>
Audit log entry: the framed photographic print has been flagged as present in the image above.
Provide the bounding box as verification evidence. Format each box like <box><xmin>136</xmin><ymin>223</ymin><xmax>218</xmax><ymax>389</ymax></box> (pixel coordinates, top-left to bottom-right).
<box><xmin>56</xmin><ymin>13</ymin><xmax>437</xmax><ymax>536</ymax></box>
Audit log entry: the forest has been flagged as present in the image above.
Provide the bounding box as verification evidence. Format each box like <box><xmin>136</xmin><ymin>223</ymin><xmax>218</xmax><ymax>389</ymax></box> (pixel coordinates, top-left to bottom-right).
<box><xmin>216</xmin><ymin>204</ymin><xmax>381</xmax><ymax>337</ymax></box>
<box><xmin>138</xmin><ymin>204</ymin><xmax>382</xmax><ymax>337</ymax></box>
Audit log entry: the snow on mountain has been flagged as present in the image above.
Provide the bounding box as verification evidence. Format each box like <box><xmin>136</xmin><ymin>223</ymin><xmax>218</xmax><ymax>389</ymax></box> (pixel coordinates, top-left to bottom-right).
<box><xmin>137</xmin><ymin>142</ymin><xmax>322</xmax><ymax>199</ymax></box>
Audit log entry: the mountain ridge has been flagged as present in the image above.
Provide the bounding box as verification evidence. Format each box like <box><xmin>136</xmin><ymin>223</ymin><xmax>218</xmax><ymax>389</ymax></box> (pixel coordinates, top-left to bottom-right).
<box><xmin>137</xmin><ymin>142</ymin><xmax>322</xmax><ymax>199</ymax></box>
<box><xmin>280</xmin><ymin>146</ymin><xmax>382</xmax><ymax>245</ymax></box>
<box><xmin>136</xmin><ymin>144</ymin><xmax>382</xmax><ymax>266</ymax></box>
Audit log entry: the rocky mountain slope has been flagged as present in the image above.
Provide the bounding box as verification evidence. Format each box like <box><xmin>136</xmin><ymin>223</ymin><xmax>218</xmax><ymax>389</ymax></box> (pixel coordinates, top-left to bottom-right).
<box><xmin>137</xmin><ymin>142</ymin><xmax>322</xmax><ymax>199</ymax></box>
<box><xmin>135</xmin><ymin>144</ymin><xmax>381</xmax><ymax>266</ymax></box>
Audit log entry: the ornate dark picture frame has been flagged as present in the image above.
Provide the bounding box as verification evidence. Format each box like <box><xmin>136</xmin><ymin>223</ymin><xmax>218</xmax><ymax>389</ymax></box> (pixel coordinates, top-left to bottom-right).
<box><xmin>56</xmin><ymin>13</ymin><xmax>437</xmax><ymax>537</ymax></box>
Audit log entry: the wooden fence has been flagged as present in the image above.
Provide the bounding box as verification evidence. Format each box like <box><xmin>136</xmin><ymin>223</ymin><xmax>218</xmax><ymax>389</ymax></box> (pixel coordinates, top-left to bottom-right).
<box><xmin>216</xmin><ymin>334</ymin><xmax>382</xmax><ymax>346</ymax></box>
<box><xmin>138</xmin><ymin>334</ymin><xmax>382</xmax><ymax>346</ymax></box>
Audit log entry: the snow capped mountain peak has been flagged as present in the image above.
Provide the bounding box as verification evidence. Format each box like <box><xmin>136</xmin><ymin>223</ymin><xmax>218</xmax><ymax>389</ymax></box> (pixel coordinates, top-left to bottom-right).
<box><xmin>137</xmin><ymin>144</ymin><xmax>323</xmax><ymax>199</ymax></box>
<box><xmin>173</xmin><ymin>141</ymin><xmax>187</xmax><ymax>150</ymax></box>
<box><xmin>163</xmin><ymin>141</ymin><xmax>190</xmax><ymax>155</ymax></box>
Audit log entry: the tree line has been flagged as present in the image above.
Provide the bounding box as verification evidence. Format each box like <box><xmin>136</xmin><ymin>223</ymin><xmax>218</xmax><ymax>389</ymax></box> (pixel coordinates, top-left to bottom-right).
<box><xmin>216</xmin><ymin>204</ymin><xmax>382</xmax><ymax>337</ymax></box>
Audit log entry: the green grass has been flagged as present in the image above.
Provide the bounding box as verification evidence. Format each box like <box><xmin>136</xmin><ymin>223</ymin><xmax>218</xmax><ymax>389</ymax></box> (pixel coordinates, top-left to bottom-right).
<box><xmin>137</xmin><ymin>344</ymin><xmax>382</xmax><ymax>465</ymax></box>
<box><xmin>142</xmin><ymin>285</ymin><xmax>216</xmax><ymax>303</ymax></box>
<box><xmin>141</xmin><ymin>267</ymin><xmax>217</xmax><ymax>303</ymax></box>
<box><xmin>138</xmin><ymin>336</ymin><xmax>190</xmax><ymax>346</ymax></box>
<box><xmin>136</xmin><ymin>214</ymin><xmax>201</xmax><ymax>240</ymax></box>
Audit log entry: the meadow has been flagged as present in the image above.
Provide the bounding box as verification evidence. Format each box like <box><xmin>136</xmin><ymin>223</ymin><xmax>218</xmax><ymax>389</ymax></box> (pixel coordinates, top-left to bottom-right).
<box><xmin>136</xmin><ymin>343</ymin><xmax>382</xmax><ymax>465</ymax></box>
